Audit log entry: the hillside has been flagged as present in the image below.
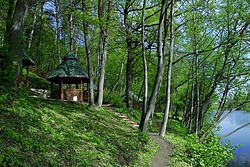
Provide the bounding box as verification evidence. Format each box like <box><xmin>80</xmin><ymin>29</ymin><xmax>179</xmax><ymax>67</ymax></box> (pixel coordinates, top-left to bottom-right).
<box><xmin>0</xmin><ymin>72</ymin><xmax>158</xmax><ymax>166</ymax></box>
<box><xmin>0</xmin><ymin>91</ymin><xmax>158</xmax><ymax>166</ymax></box>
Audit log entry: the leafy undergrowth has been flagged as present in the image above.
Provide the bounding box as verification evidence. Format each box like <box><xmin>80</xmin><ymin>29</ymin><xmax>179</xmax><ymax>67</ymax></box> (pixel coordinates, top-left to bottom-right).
<box><xmin>22</xmin><ymin>69</ymin><xmax>51</xmax><ymax>90</ymax></box>
<box><xmin>0</xmin><ymin>90</ymin><xmax>156</xmax><ymax>166</ymax></box>
<box><xmin>166</xmin><ymin>120</ymin><xmax>234</xmax><ymax>167</ymax></box>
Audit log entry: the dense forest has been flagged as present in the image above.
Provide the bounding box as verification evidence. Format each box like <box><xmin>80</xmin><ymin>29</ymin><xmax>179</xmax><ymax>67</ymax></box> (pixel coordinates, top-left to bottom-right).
<box><xmin>0</xmin><ymin>0</ymin><xmax>249</xmax><ymax>166</ymax></box>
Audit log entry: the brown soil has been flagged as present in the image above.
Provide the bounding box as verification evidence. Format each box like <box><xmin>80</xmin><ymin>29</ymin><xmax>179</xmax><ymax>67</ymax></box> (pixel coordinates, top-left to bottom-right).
<box><xmin>149</xmin><ymin>133</ymin><xmax>173</xmax><ymax>167</ymax></box>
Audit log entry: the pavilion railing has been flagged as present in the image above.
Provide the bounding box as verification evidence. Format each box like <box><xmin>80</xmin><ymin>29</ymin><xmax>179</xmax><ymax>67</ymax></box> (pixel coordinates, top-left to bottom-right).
<box><xmin>51</xmin><ymin>89</ymin><xmax>88</xmax><ymax>102</ymax></box>
<box><xmin>65</xmin><ymin>88</ymin><xmax>82</xmax><ymax>101</ymax></box>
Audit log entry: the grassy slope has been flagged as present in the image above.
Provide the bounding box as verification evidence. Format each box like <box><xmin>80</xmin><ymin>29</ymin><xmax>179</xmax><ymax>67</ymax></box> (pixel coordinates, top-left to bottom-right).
<box><xmin>0</xmin><ymin>91</ymin><xmax>158</xmax><ymax>166</ymax></box>
<box><xmin>0</xmin><ymin>72</ymin><xmax>157</xmax><ymax>166</ymax></box>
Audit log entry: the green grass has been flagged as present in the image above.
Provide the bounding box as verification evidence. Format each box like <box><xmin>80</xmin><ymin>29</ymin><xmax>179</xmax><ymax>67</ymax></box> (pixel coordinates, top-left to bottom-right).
<box><xmin>0</xmin><ymin>89</ymin><xmax>156</xmax><ymax>166</ymax></box>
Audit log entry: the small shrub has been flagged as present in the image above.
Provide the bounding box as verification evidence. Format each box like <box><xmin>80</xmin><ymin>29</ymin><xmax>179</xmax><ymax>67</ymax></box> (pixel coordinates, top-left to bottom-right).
<box><xmin>106</xmin><ymin>92</ymin><xmax>126</xmax><ymax>108</ymax></box>
<box><xmin>166</xmin><ymin>121</ymin><xmax>234</xmax><ymax>167</ymax></box>
<box><xmin>184</xmin><ymin>134</ymin><xmax>234</xmax><ymax>166</ymax></box>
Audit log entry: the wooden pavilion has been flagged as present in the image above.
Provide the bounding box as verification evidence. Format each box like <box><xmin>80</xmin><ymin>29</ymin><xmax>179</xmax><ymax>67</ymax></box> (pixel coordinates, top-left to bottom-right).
<box><xmin>19</xmin><ymin>52</ymin><xmax>35</xmax><ymax>90</ymax></box>
<box><xmin>0</xmin><ymin>48</ymin><xmax>34</xmax><ymax>90</ymax></box>
<box><xmin>47</xmin><ymin>52</ymin><xmax>89</xmax><ymax>102</ymax></box>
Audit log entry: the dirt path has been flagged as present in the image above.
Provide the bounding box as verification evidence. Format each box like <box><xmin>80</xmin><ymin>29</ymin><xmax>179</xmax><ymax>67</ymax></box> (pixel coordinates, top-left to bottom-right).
<box><xmin>102</xmin><ymin>104</ymin><xmax>172</xmax><ymax>166</ymax></box>
<box><xmin>149</xmin><ymin>133</ymin><xmax>172</xmax><ymax>167</ymax></box>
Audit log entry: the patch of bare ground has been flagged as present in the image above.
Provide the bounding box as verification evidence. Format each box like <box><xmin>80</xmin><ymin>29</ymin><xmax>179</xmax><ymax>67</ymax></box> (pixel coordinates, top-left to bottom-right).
<box><xmin>149</xmin><ymin>133</ymin><xmax>173</xmax><ymax>167</ymax></box>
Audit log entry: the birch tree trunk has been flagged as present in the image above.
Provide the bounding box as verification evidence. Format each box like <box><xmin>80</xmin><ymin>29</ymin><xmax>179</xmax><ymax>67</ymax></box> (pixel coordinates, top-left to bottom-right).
<box><xmin>192</xmin><ymin>8</ymin><xmax>200</xmax><ymax>134</ymax></box>
<box><xmin>160</xmin><ymin>0</ymin><xmax>175</xmax><ymax>137</ymax></box>
<box><xmin>139</xmin><ymin>0</ymin><xmax>148</xmax><ymax>130</ymax></box>
<box><xmin>141</xmin><ymin>0</ymin><xmax>168</xmax><ymax>133</ymax></box>
<box><xmin>28</xmin><ymin>1</ymin><xmax>39</xmax><ymax>50</ymax></box>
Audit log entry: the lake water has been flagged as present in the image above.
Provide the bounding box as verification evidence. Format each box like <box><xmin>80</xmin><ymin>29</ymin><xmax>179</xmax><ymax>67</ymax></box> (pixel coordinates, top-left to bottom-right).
<box><xmin>218</xmin><ymin>110</ymin><xmax>250</xmax><ymax>167</ymax></box>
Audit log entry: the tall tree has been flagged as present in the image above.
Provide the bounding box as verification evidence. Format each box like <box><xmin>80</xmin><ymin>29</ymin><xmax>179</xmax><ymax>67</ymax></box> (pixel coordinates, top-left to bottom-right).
<box><xmin>6</xmin><ymin>0</ymin><xmax>35</xmax><ymax>87</ymax></box>
<box><xmin>139</xmin><ymin>0</ymin><xmax>148</xmax><ymax>129</ymax></box>
<box><xmin>124</xmin><ymin>0</ymin><xmax>135</xmax><ymax>109</ymax></box>
<box><xmin>82</xmin><ymin>0</ymin><xmax>95</xmax><ymax>106</ymax></box>
<box><xmin>141</xmin><ymin>0</ymin><xmax>169</xmax><ymax>133</ymax></box>
<box><xmin>160</xmin><ymin>0</ymin><xmax>175</xmax><ymax>137</ymax></box>
<box><xmin>27</xmin><ymin>1</ymin><xmax>39</xmax><ymax>50</ymax></box>
<box><xmin>55</xmin><ymin>0</ymin><xmax>62</xmax><ymax>63</ymax></box>
<box><xmin>97</xmin><ymin>0</ymin><xmax>112</xmax><ymax>108</ymax></box>
<box><xmin>69</xmin><ymin>0</ymin><xmax>75</xmax><ymax>51</ymax></box>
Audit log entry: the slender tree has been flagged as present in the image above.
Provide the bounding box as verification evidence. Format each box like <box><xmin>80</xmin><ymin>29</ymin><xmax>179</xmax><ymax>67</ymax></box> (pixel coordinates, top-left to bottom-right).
<box><xmin>139</xmin><ymin>0</ymin><xmax>148</xmax><ymax>130</ymax></box>
<box><xmin>141</xmin><ymin>0</ymin><xmax>169</xmax><ymax>133</ymax></box>
<box><xmin>27</xmin><ymin>1</ymin><xmax>39</xmax><ymax>50</ymax></box>
<box><xmin>82</xmin><ymin>0</ymin><xmax>95</xmax><ymax>106</ymax></box>
<box><xmin>160</xmin><ymin>0</ymin><xmax>175</xmax><ymax>137</ymax></box>
<box><xmin>97</xmin><ymin>0</ymin><xmax>112</xmax><ymax>108</ymax></box>
<box><xmin>55</xmin><ymin>0</ymin><xmax>62</xmax><ymax>63</ymax></box>
<box><xmin>124</xmin><ymin>0</ymin><xmax>134</xmax><ymax>109</ymax></box>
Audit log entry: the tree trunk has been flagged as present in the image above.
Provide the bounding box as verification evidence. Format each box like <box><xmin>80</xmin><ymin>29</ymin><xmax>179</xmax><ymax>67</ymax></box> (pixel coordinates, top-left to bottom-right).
<box><xmin>160</xmin><ymin>0</ymin><xmax>175</xmax><ymax>137</ymax></box>
<box><xmin>28</xmin><ymin>1</ymin><xmax>39</xmax><ymax>50</ymax></box>
<box><xmin>141</xmin><ymin>0</ymin><xmax>168</xmax><ymax>133</ymax></box>
<box><xmin>55</xmin><ymin>0</ymin><xmax>61</xmax><ymax>63</ymax></box>
<box><xmin>7</xmin><ymin>0</ymin><xmax>31</xmax><ymax>87</ymax></box>
<box><xmin>222</xmin><ymin>122</ymin><xmax>250</xmax><ymax>139</ymax></box>
<box><xmin>107</xmin><ymin>55</ymin><xmax>125</xmax><ymax>98</ymax></box>
<box><xmin>69</xmin><ymin>0</ymin><xmax>74</xmax><ymax>51</ymax></box>
<box><xmin>124</xmin><ymin>0</ymin><xmax>134</xmax><ymax>110</ymax></box>
<box><xmin>97</xmin><ymin>0</ymin><xmax>112</xmax><ymax>108</ymax></box>
<box><xmin>5</xmin><ymin>0</ymin><xmax>15</xmax><ymax>44</ymax></box>
<box><xmin>139</xmin><ymin>0</ymin><xmax>148</xmax><ymax>130</ymax></box>
<box><xmin>82</xmin><ymin>0</ymin><xmax>94</xmax><ymax>106</ymax></box>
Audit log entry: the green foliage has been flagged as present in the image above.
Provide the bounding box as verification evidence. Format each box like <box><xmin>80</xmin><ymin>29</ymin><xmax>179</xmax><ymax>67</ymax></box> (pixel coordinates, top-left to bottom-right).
<box><xmin>22</xmin><ymin>69</ymin><xmax>51</xmax><ymax>90</ymax></box>
<box><xmin>168</xmin><ymin>119</ymin><xmax>188</xmax><ymax>136</ymax></box>
<box><xmin>166</xmin><ymin>121</ymin><xmax>234</xmax><ymax>167</ymax></box>
<box><xmin>106</xmin><ymin>92</ymin><xmax>126</xmax><ymax>108</ymax></box>
<box><xmin>184</xmin><ymin>134</ymin><xmax>234</xmax><ymax>166</ymax></box>
<box><xmin>0</xmin><ymin>91</ymin><xmax>154</xmax><ymax>166</ymax></box>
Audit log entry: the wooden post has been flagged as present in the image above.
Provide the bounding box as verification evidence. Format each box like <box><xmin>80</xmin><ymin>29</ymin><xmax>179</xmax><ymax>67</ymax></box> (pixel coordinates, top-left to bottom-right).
<box><xmin>25</xmin><ymin>66</ymin><xmax>29</xmax><ymax>90</ymax></box>
<box><xmin>19</xmin><ymin>66</ymin><xmax>23</xmax><ymax>89</ymax></box>
<box><xmin>80</xmin><ymin>79</ymin><xmax>83</xmax><ymax>101</ymax></box>
<box><xmin>87</xmin><ymin>82</ymin><xmax>89</xmax><ymax>102</ymax></box>
<box><xmin>50</xmin><ymin>82</ymin><xmax>53</xmax><ymax>98</ymax></box>
<box><xmin>60</xmin><ymin>79</ymin><xmax>64</xmax><ymax>100</ymax></box>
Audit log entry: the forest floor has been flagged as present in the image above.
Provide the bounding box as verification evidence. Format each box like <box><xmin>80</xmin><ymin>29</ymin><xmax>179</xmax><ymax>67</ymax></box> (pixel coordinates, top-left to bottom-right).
<box><xmin>149</xmin><ymin>132</ymin><xmax>173</xmax><ymax>167</ymax></box>
<box><xmin>103</xmin><ymin>104</ymin><xmax>173</xmax><ymax>167</ymax></box>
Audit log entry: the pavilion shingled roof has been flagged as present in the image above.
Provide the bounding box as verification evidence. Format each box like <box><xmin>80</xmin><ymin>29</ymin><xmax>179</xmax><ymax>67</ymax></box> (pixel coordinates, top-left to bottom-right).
<box><xmin>0</xmin><ymin>48</ymin><xmax>34</xmax><ymax>67</ymax></box>
<box><xmin>47</xmin><ymin>52</ymin><xmax>89</xmax><ymax>84</ymax></box>
<box><xmin>21</xmin><ymin>52</ymin><xmax>35</xmax><ymax>67</ymax></box>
